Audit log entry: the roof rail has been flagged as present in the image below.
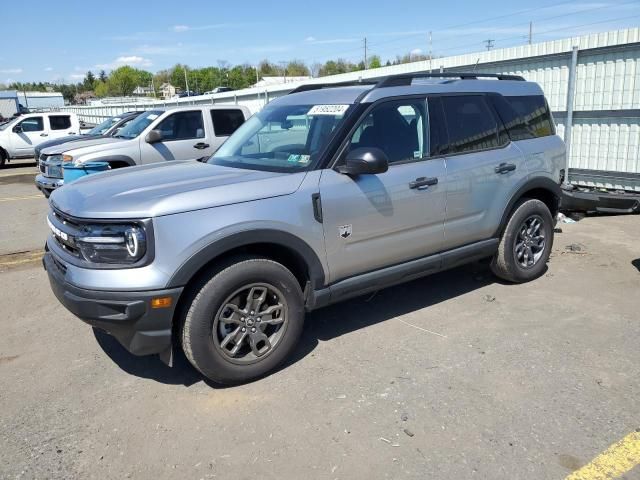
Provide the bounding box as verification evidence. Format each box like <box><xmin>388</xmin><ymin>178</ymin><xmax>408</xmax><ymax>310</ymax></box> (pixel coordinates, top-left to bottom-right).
<box><xmin>288</xmin><ymin>79</ymin><xmax>379</xmax><ymax>94</ymax></box>
<box><xmin>376</xmin><ymin>72</ymin><xmax>525</xmax><ymax>87</ymax></box>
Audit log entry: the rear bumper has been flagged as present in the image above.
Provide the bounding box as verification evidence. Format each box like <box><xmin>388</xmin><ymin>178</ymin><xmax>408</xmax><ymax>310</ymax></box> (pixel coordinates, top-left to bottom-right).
<box><xmin>561</xmin><ymin>187</ymin><xmax>640</xmax><ymax>214</ymax></box>
<box><xmin>43</xmin><ymin>251</ymin><xmax>183</xmax><ymax>356</ymax></box>
<box><xmin>35</xmin><ymin>174</ymin><xmax>64</xmax><ymax>196</ymax></box>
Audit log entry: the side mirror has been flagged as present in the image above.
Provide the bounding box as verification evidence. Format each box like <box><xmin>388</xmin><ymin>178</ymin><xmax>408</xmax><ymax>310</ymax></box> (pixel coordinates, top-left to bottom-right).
<box><xmin>12</xmin><ymin>124</ymin><xmax>22</xmax><ymax>133</ymax></box>
<box><xmin>338</xmin><ymin>147</ymin><xmax>389</xmax><ymax>175</ymax></box>
<box><xmin>145</xmin><ymin>129</ymin><xmax>163</xmax><ymax>144</ymax></box>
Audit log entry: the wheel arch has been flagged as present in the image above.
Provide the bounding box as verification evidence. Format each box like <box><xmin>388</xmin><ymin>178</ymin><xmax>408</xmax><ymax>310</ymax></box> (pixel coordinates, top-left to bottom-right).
<box><xmin>495</xmin><ymin>177</ymin><xmax>560</xmax><ymax>237</ymax></box>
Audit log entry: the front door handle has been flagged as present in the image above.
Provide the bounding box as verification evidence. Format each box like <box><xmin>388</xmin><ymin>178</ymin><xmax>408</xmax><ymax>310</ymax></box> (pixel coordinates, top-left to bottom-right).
<box><xmin>495</xmin><ymin>162</ymin><xmax>516</xmax><ymax>174</ymax></box>
<box><xmin>40</xmin><ymin>133</ymin><xmax>48</xmax><ymax>137</ymax></box>
<box><xmin>193</xmin><ymin>142</ymin><xmax>210</xmax><ymax>150</ymax></box>
<box><xmin>409</xmin><ymin>176</ymin><xmax>438</xmax><ymax>189</ymax></box>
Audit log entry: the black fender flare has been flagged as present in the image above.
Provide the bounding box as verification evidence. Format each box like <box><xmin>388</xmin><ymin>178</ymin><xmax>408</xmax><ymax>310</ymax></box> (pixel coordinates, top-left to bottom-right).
<box><xmin>494</xmin><ymin>177</ymin><xmax>561</xmax><ymax>237</ymax></box>
<box><xmin>92</xmin><ymin>155</ymin><xmax>136</xmax><ymax>167</ymax></box>
<box><xmin>166</xmin><ymin>229</ymin><xmax>326</xmax><ymax>289</ymax></box>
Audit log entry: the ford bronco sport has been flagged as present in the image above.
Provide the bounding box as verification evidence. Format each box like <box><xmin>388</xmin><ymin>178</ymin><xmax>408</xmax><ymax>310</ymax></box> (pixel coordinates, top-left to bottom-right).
<box><xmin>43</xmin><ymin>73</ymin><xmax>565</xmax><ymax>385</ymax></box>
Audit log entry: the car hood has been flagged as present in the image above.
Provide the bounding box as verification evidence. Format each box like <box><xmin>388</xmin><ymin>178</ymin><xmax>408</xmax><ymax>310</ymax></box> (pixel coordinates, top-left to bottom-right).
<box><xmin>37</xmin><ymin>135</ymin><xmax>96</xmax><ymax>153</ymax></box>
<box><xmin>49</xmin><ymin>161</ymin><xmax>307</xmax><ymax>219</ymax></box>
<box><xmin>41</xmin><ymin>136</ymin><xmax>127</xmax><ymax>156</ymax></box>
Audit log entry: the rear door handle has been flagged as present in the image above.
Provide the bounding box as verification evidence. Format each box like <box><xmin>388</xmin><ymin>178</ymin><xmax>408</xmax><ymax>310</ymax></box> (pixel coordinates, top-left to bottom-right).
<box><xmin>409</xmin><ymin>176</ymin><xmax>438</xmax><ymax>189</ymax></box>
<box><xmin>40</xmin><ymin>133</ymin><xmax>48</xmax><ymax>137</ymax></box>
<box><xmin>194</xmin><ymin>142</ymin><xmax>210</xmax><ymax>150</ymax></box>
<box><xmin>495</xmin><ymin>162</ymin><xmax>516</xmax><ymax>174</ymax></box>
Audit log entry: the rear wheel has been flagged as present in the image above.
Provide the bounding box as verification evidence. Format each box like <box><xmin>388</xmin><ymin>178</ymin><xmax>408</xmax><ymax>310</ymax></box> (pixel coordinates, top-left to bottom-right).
<box><xmin>491</xmin><ymin>198</ymin><xmax>554</xmax><ymax>283</ymax></box>
<box><xmin>181</xmin><ymin>257</ymin><xmax>305</xmax><ymax>385</ymax></box>
<box><xmin>0</xmin><ymin>151</ymin><xmax>6</xmax><ymax>168</ymax></box>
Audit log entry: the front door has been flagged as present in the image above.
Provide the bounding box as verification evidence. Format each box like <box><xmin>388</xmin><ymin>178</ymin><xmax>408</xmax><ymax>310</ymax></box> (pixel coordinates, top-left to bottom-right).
<box><xmin>140</xmin><ymin>110</ymin><xmax>213</xmax><ymax>164</ymax></box>
<box><xmin>320</xmin><ymin>98</ymin><xmax>447</xmax><ymax>284</ymax></box>
<box><xmin>11</xmin><ymin>116</ymin><xmax>47</xmax><ymax>156</ymax></box>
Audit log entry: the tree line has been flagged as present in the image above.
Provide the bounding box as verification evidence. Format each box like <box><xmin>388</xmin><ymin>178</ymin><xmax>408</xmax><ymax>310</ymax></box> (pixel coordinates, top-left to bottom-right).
<box><xmin>3</xmin><ymin>52</ymin><xmax>432</xmax><ymax>104</ymax></box>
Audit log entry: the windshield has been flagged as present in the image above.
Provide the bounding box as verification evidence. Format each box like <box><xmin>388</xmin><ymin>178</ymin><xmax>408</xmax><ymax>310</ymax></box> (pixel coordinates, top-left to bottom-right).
<box><xmin>87</xmin><ymin>116</ymin><xmax>122</xmax><ymax>135</ymax></box>
<box><xmin>209</xmin><ymin>103</ymin><xmax>352</xmax><ymax>172</ymax></box>
<box><xmin>114</xmin><ymin>110</ymin><xmax>162</xmax><ymax>139</ymax></box>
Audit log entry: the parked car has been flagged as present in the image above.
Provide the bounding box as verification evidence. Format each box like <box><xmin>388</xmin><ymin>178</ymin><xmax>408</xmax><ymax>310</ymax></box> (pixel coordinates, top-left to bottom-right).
<box><xmin>43</xmin><ymin>73</ymin><xmax>565</xmax><ymax>385</ymax></box>
<box><xmin>205</xmin><ymin>87</ymin><xmax>234</xmax><ymax>94</ymax></box>
<box><xmin>35</xmin><ymin>105</ymin><xmax>249</xmax><ymax>196</ymax></box>
<box><xmin>0</xmin><ymin>112</ymin><xmax>80</xmax><ymax>167</ymax></box>
<box><xmin>179</xmin><ymin>91</ymin><xmax>202</xmax><ymax>97</ymax></box>
<box><xmin>34</xmin><ymin>111</ymin><xmax>143</xmax><ymax>165</ymax></box>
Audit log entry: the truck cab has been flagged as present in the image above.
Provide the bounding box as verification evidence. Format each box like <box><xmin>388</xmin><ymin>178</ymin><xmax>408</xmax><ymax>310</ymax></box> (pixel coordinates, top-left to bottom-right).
<box><xmin>0</xmin><ymin>112</ymin><xmax>80</xmax><ymax>166</ymax></box>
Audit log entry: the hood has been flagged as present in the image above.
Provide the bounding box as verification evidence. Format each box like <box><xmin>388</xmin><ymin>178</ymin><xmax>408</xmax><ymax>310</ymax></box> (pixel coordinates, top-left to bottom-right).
<box><xmin>36</xmin><ymin>135</ymin><xmax>94</xmax><ymax>154</ymax></box>
<box><xmin>49</xmin><ymin>161</ymin><xmax>307</xmax><ymax>219</ymax></box>
<box><xmin>41</xmin><ymin>136</ymin><xmax>128</xmax><ymax>156</ymax></box>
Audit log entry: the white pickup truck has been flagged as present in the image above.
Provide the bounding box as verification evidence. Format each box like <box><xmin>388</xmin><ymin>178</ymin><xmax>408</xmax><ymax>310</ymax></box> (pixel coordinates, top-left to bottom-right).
<box><xmin>35</xmin><ymin>105</ymin><xmax>250</xmax><ymax>196</ymax></box>
<box><xmin>0</xmin><ymin>112</ymin><xmax>80</xmax><ymax>167</ymax></box>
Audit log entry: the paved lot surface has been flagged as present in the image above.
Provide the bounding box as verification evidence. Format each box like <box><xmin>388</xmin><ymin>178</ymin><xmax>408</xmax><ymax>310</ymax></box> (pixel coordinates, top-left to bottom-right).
<box><xmin>0</xmin><ymin>173</ymin><xmax>638</xmax><ymax>479</ymax></box>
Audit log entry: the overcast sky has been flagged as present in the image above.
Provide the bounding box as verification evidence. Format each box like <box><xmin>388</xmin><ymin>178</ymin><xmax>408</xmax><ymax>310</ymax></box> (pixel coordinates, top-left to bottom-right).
<box><xmin>1</xmin><ymin>0</ymin><xmax>639</xmax><ymax>83</ymax></box>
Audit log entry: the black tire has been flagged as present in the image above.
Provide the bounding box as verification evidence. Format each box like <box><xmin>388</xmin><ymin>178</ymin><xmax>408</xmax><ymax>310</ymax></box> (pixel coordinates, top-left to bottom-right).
<box><xmin>181</xmin><ymin>257</ymin><xmax>305</xmax><ymax>385</ymax></box>
<box><xmin>491</xmin><ymin>198</ymin><xmax>554</xmax><ymax>283</ymax></box>
<box><xmin>0</xmin><ymin>151</ymin><xmax>6</xmax><ymax>168</ymax></box>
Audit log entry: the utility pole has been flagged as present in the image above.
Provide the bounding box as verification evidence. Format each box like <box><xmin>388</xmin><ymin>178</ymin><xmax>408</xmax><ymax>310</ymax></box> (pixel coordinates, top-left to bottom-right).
<box><xmin>183</xmin><ymin>66</ymin><xmax>190</xmax><ymax>94</ymax></box>
<box><xmin>364</xmin><ymin>37</ymin><xmax>368</xmax><ymax>69</ymax></box>
<box><xmin>429</xmin><ymin>31</ymin><xmax>433</xmax><ymax>73</ymax></box>
<box><xmin>528</xmin><ymin>21</ymin><xmax>533</xmax><ymax>45</ymax></box>
<box><xmin>484</xmin><ymin>39</ymin><xmax>495</xmax><ymax>51</ymax></box>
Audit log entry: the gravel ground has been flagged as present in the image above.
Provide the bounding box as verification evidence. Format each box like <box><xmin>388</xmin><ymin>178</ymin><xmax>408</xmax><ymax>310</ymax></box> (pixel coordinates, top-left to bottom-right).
<box><xmin>0</xmin><ymin>181</ymin><xmax>638</xmax><ymax>479</ymax></box>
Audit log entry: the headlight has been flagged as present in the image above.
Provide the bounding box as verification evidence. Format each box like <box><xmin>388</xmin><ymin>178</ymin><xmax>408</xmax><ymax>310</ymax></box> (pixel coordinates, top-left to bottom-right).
<box><xmin>47</xmin><ymin>154</ymin><xmax>63</xmax><ymax>163</ymax></box>
<box><xmin>76</xmin><ymin>224</ymin><xmax>147</xmax><ymax>264</ymax></box>
<box><xmin>63</xmin><ymin>154</ymin><xmax>73</xmax><ymax>162</ymax></box>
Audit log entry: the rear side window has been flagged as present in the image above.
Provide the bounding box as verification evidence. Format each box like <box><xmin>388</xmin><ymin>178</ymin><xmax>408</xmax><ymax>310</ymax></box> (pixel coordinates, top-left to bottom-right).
<box><xmin>492</xmin><ymin>95</ymin><xmax>555</xmax><ymax>140</ymax></box>
<box><xmin>157</xmin><ymin>111</ymin><xmax>204</xmax><ymax>140</ymax></box>
<box><xmin>19</xmin><ymin>117</ymin><xmax>44</xmax><ymax>132</ymax></box>
<box><xmin>441</xmin><ymin>96</ymin><xmax>502</xmax><ymax>154</ymax></box>
<box><xmin>49</xmin><ymin>115</ymin><xmax>72</xmax><ymax>130</ymax></box>
<box><xmin>210</xmin><ymin>109</ymin><xmax>245</xmax><ymax>136</ymax></box>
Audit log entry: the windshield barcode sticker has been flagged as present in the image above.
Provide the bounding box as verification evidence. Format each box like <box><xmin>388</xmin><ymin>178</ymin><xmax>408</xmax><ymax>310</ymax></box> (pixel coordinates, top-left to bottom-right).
<box><xmin>307</xmin><ymin>105</ymin><xmax>349</xmax><ymax>116</ymax></box>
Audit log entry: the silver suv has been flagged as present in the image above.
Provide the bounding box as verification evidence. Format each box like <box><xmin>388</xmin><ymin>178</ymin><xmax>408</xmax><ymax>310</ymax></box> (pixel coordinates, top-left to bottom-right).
<box><xmin>43</xmin><ymin>73</ymin><xmax>565</xmax><ymax>385</ymax></box>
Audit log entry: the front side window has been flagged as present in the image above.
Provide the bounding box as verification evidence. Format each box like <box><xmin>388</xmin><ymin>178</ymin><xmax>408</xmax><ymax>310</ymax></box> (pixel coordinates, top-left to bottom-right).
<box><xmin>211</xmin><ymin>109</ymin><xmax>245</xmax><ymax>136</ymax></box>
<box><xmin>49</xmin><ymin>115</ymin><xmax>72</xmax><ymax>130</ymax></box>
<box><xmin>210</xmin><ymin>102</ymin><xmax>352</xmax><ymax>173</ymax></box>
<box><xmin>157</xmin><ymin>111</ymin><xmax>204</xmax><ymax>140</ymax></box>
<box><xmin>19</xmin><ymin>117</ymin><xmax>44</xmax><ymax>132</ymax></box>
<box><xmin>347</xmin><ymin>99</ymin><xmax>427</xmax><ymax>164</ymax></box>
<box><xmin>115</xmin><ymin>110</ymin><xmax>163</xmax><ymax>139</ymax></box>
<box><xmin>441</xmin><ymin>96</ymin><xmax>501</xmax><ymax>154</ymax></box>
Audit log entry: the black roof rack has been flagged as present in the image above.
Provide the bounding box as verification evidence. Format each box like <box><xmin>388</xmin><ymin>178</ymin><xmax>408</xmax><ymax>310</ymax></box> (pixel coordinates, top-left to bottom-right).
<box><xmin>287</xmin><ymin>72</ymin><xmax>525</xmax><ymax>95</ymax></box>
<box><xmin>376</xmin><ymin>72</ymin><xmax>525</xmax><ymax>87</ymax></box>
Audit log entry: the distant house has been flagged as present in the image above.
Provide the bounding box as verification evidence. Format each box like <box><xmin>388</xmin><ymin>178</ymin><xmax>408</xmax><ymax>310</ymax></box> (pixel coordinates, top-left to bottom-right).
<box><xmin>74</xmin><ymin>91</ymin><xmax>96</xmax><ymax>105</ymax></box>
<box><xmin>159</xmin><ymin>83</ymin><xmax>176</xmax><ymax>99</ymax></box>
<box><xmin>133</xmin><ymin>85</ymin><xmax>154</xmax><ymax>96</ymax></box>
<box><xmin>253</xmin><ymin>76</ymin><xmax>311</xmax><ymax>88</ymax></box>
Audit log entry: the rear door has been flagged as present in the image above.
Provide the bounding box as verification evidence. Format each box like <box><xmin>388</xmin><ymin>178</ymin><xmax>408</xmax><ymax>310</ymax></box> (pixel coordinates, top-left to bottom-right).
<box><xmin>320</xmin><ymin>97</ymin><xmax>447</xmax><ymax>283</ymax></box>
<box><xmin>139</xmin><ymin>110</ymin><xmax>210</xmax><ymax>164</ymax></box>
<box><xmin>437</xmin><ymin>94</ymin><xmax>528</xmax><ymax>247</ymax></box>
<box><xmin>209</xmin><ymin>108</ymin><xmax>246</xmax><ymax>152</ymax></box>
<box><xmin>47</xmin><ymin>114</ymin><xmax>76</xmax><ymax>139</ymax></box>
<box><xmin>10</xmin><ymin>116</ymin><xmax>47</xmax><ymax>156</ymax></box>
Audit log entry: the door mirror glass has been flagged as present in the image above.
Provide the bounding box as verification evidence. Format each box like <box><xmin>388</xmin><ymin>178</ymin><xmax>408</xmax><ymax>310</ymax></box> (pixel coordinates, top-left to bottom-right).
<box><xmin>338</xmin><ymin>147</ymin><xmax>389</xmax><ymax>175</ymax></box>
<box><xmin>145</xmin><ymin>129</ymin><xmax>163</xmax><ymax>143</ymax></box>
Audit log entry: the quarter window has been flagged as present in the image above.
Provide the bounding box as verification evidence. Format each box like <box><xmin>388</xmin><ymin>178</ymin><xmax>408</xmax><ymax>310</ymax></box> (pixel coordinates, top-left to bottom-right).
<box><xmin>49</xmin><ymin>115</ymin><xmax>72</xmax><ymax>130</ymax></box>
<box><xmin>210</xmin><ymin>109</ymin><xmax>245</xmax><ymax>136</ymax></box>
<box><xmin>441</xmin><ymin>96</ymin><xmax>501</xmax><ymax>154</ymax></box>
<box><xmin>498</xmin><ymin>95</ymin><xmax>555</xmax><ymax>139</ymax></box>
<box><xmin>156</xmin><ymin>111</ymin><xmax>204</xmax><ymax>140</ymax></box>
<box><xmin>348</xmin><ymin>99</ymin><xmax>427</xmax><ymax>164</ymax></box>
<box><xmin>19</xmin><ymin>117</ymin><xmax>44</xmax><ymax>132</ymax></box>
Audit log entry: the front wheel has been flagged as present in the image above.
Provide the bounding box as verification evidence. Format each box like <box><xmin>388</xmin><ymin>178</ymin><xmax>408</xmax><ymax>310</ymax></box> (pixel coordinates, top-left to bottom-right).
<box><xmin>491</xmin><ymin>198</ymin><xmax>554</xmax><ymax>283</ymax></box>
<box><xmin>181</xmin><ymin>257</ymin><xmax>305</xmax><ymax>385</ymax></box>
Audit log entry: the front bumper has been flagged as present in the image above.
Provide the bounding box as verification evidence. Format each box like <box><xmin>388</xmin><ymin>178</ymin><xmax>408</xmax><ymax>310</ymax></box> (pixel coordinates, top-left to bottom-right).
<box><xmin>43</xmin><ymin>251</ymin><xmax>183</xmax><ymax>356</ymax></box>
<box><xmin>35</xmin><ymin>174</ymin><xmax>64</xmax><ymax>196</ymax></box>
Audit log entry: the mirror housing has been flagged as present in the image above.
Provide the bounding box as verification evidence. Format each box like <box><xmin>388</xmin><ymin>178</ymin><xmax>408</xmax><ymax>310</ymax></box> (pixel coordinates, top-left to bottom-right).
<box><xmin>145</xmin><ymin>129</ymin><xmax>163</xmax><ymax>144</ymax></box>
<box><xmin>12</xmin><ymin>124</ymin><xmax>22</xmax><ymax>133</ymax></box>
<box><xmin>338</xmin><ymin>147</ymin><xmax>389</xmax><ymax>175</ymax></box>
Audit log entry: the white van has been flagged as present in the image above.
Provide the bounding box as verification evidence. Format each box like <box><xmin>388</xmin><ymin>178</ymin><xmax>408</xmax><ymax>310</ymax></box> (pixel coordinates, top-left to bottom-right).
<box><xmin>0</xmin><ymin>112</ymin><xmax>80</xmax><ymax>167</ymax></box>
